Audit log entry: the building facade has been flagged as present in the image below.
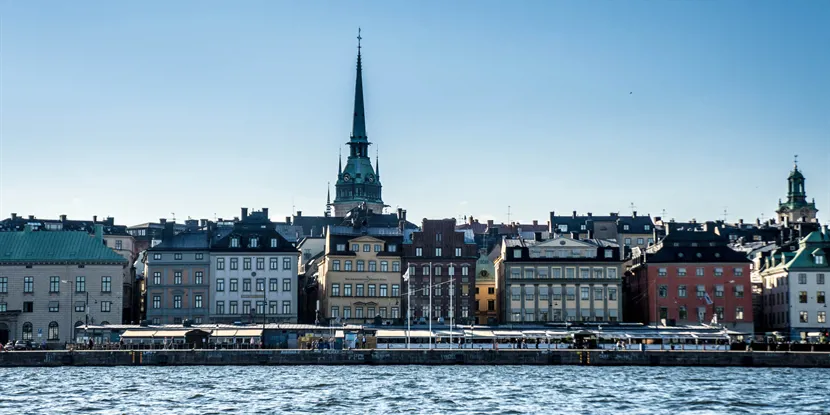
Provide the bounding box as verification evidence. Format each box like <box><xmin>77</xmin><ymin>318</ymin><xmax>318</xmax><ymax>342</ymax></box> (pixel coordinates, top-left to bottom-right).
<box><xmin>319</xmin><ymin>226</ymin><xmax>403</xmax><ymax>325</ymax></box>
<box><xmin>495</xmin><ymin>235</ymin><xmax>624</xmax><ymax>323</ymax></box>
<box><xmin>760</xmin><ymin>230</ymin><xmax>829</xmax><ymax>340</ymax></box>
<box><xmin>474</xmin><ymin>249</ymin><xmax>498</xmax><ymax>325</ymax></box>
<box><xmin>211</xmin><ymin>209</ymin><xmax>300</xmax><ymax>324</ymax></box>
<box><xmin>402</xmin><ymin>219</ymin><xmax>478</xmax><ymax>325</ymax></box>
<box><xmin>550</xmin><ymin>211</ymin><xmax>655</xmax><ymax>255</ymax></box>
<box><xmin>0</xmin><ymin>226</ymin><xmax>128</xmax><ymax>346</ymax></box>
<box><xmin>626</xmin><ymin>222</ymin><xmax>753</xmax><ymax>332</ymax></box>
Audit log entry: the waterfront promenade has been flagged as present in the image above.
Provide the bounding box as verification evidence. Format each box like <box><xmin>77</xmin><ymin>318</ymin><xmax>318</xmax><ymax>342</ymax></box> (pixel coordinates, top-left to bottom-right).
<box><xmin>2</xmin><ymin>348</ymin><xmax>829</xmax><ymax>368</ymax></box>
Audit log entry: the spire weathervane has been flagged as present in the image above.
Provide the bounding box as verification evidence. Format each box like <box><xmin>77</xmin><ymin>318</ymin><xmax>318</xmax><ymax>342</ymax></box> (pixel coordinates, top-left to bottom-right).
<box><xmin>794</xmin><ymin>154</ymin><xmax>798</xmax><ymax>168</ymax></box>
<box><xmin>357</xmin><ymin>27</ymin><xmax>362</xmax><ymax>54</ymax></box>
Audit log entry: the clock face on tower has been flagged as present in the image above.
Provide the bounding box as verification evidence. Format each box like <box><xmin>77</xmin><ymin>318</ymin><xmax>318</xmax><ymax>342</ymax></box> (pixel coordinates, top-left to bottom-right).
<box><xmin>343</xmin><ymin>173</ymin><xmax>351</xmax><ymax>182</ymax></box>
<box><xmin>367</xmin><ymin>174</ymin><xmax>375</xmax><ymax>183</ymax></box>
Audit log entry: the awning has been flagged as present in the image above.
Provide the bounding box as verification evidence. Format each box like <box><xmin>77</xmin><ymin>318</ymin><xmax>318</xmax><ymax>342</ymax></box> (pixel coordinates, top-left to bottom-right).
<box><xmin>464</xmin><ymin>330</ymin><xmax>495</xmax><ymax>338</ymax></box>
<box><xmin>492</xmin><ymin>331</ymin><xmax>524</xmax><ymax>338</ymax></box>
<box><xmin>235</xmin><ymin>329</ymin><xmax>263</xmax><ymax>337</ymax></box>
<box><xmin>211</xmin><ymin>329</ymin><xmax>240</xmax><ymax>337</ymax></box>
<box><xmin>121</xmin><ymin>330</ymin><xmax>157</xmax><ymax>338</ymax></box>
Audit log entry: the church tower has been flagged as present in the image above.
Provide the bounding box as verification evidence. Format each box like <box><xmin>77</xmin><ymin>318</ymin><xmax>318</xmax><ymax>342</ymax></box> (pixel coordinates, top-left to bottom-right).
<box><xmin>776</xmin><ymin>156</ymin><xmax>819</xmax><ymax>223</ymax></box>
<box><xmin>333</xmin><ymin>29</ymin><xmax>385</xmax><ymax>217</ymax></box>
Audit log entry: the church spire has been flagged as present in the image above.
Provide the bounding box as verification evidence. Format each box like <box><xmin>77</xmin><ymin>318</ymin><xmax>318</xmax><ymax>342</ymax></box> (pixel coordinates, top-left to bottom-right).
<box><xmin>351</xmin><ymin>28</ymin><xmax>367</xmax><ymax>141</ymax></box>
<box><xmin>338</xmin><ymin>148</ymin><xmax>342</xmax><ymax>175</ymax></box>
<box><xmin>325</xmin><ymin>182</ymin><xmax>332</xmax><ymax>217</ymax></box>
<box><xmin>375</xmin><ymin>146</ymin><xmax>380</xmax><ymax>177</ymax></box>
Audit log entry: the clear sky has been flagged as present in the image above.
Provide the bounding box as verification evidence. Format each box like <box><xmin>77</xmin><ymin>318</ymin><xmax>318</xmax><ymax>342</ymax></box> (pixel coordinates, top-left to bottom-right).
<box><xmin>1</xmin><ymin>0</ymin><xmax>829</xmax><ymax>227</ymax></box>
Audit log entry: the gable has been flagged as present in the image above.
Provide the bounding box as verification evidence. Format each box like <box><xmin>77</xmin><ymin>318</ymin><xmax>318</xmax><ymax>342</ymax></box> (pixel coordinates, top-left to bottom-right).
<box><xmin>349</xmin><ymin>235</ymin><xmax>385</xmax><ymax>244</ymax></box>
<box><xmin>534</xmin><ymin>237</ymin><xmax>596</xmax><ymax>249</ymax></box>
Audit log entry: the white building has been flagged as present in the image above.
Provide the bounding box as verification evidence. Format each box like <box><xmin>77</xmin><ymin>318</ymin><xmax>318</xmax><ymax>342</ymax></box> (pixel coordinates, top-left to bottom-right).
<box><xmin>210</xmin><ymin>208</ymin><xmax>300</xmax><ymax>323</ymax></box>
<box><xmin>761</xmin><ymin>230</ymin><xmax>830</xmax><ymax>341</ymax></box>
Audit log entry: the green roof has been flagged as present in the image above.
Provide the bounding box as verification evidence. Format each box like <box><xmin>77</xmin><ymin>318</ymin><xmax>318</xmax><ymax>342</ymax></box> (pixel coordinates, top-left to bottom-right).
<box><xmin>767</xmin><ymin>231</ymin><xmax>830</xmax><ymax>271</ymax></box>
<box><xmin>0</xmin><ymin>230</ymin><xmax>128</xmax><ymax>264</ymax></box>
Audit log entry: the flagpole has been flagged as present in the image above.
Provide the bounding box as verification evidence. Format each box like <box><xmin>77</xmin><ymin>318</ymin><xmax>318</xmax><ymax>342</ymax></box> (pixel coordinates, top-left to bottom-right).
<box><xmin>407</xmin><ymin>269</ymin><xmax>411</xmax><ymax>349</ymax></box>
<box><xmin>429</xmin><ymin>261</ymin><xmax>433</xmax><ymax>350</ymax></box>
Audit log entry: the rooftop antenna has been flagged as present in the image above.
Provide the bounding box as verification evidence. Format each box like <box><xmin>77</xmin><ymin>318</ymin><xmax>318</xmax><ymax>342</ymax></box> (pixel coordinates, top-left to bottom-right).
<box><xmin>507</xmin><ymin>205</ymin><xmax>512</xmax><ymax>224</ymax></box>
<box><xmin>171</xmin><ymin>212</ymin><xmax>176</xmax><ymax>222</ymax></box>
<box><xmin>722</xmin><ymin>207</ymin><xmax>729</xmax><ymax>222</ymax></box>
<box><xmin>794</xmin><ymin>154</ymin><xmax>798</xmax><ymax>168</ymax></box>
<box><xmin>213</xmin><ymin>213</ymin><xmax>217</xmax><ymax>221</ymax></box>
<box><xmin>629</xmin><ymin>202</ymin><xmax>637</xmax><ymax>215</ymax></box>
<box><xmin>661</xmin><ymin>209</ymin><xmax>667</xmax><ymax>219</ymax></box>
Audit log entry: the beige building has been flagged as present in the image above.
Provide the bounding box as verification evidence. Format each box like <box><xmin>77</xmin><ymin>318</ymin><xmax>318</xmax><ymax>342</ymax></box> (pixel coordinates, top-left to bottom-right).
<box><xmin>474</xmin><ymin>250</ymin><xmax>497</xmax><ymax>325</ymax></box>
<box><xmin>0</xmin><ymin>226</ymin><xmax>128</xmax><ymax>346</ymax></box>
<box><xmin>320</xmin><ymin>227</ymin><xmax>404</xmax><ymax>324</ymax></box>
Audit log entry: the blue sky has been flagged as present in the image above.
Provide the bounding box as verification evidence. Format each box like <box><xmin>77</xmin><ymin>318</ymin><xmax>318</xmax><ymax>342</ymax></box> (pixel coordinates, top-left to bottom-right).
<box><xmin>1</xmin><ymin>0</ymin><xmax>828</xmax><ymax>226</ymax></box>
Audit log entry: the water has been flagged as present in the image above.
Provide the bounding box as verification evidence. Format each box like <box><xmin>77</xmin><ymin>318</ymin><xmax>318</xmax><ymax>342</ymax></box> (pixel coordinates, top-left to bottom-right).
<box><xmin>0</xmin><ymin>366</ymin><xmax>827</xmax><ymax>414</ymax></box>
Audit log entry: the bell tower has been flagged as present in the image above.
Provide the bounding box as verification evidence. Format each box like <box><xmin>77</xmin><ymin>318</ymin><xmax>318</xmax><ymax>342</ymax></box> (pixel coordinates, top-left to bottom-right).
<box><xmin>776</xmin><ymin>155</ymin><xmax>819</xmax><ymax>223</ymax></box>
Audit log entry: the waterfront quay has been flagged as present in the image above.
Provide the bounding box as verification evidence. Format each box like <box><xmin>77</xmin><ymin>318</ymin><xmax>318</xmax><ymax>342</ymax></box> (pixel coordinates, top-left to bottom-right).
<box><xmin>2</xmin><ymin>348</ymin><xmax>830</xmax><ymax>368</ymax></box>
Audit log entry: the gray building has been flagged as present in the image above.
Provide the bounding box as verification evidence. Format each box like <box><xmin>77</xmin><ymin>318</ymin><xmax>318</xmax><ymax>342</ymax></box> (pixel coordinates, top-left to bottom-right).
<box><xmin>0</xmin><ymin>226</ymin><xmax>128</xmax><ymax>346</ymax></box>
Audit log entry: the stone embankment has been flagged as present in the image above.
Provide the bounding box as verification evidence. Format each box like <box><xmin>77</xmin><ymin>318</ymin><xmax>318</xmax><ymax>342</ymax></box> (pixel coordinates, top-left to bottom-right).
<box><xmin>2</xmin><ymin>349</ymin><xmax>830</xmax><ymax>368</ymax></box>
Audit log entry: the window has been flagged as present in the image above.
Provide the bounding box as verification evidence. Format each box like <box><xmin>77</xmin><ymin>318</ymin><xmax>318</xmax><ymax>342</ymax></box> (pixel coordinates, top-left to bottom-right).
<box><xmin>174</xmin><ymin>271</ymin><xmax>182</xmax><ymax>285</ymax></box>
<box><xmin>391</xmin><ymin>307</ymin><xmax>400</xmax><ymax>319</ymax></box>
<box><xmin>22</xmin><ymin>323</ymin><xmax>33</xmax><ymax>341</ymax></box>
<box><xmin>173</xmin><ymin>295</ymin><xmax>182</xmax><ymax>309</ymax></box>
<box><xmin>608</xmin><ymin>288</ymin><xmax>617</xmax><ymax>301</ymax></box>
<box><xmin>416</xmin><ymin>247</ymin><xmax>423</xmax><ymax>257</ymax></box>
<box><xmin>488</xmin><ymin>300</ymin><xmax>495</xmax><ymax>311</ymax></box>
<box><xmin>270</xmin><ymin>278</ymin><xmax>279</xmax><ymax>292</ymax></box>
<box><xmin>799</xmin><ymin>291</ymin><xmax>808</xmax><ymax>303</ymax></box>
<box><xmin>369</xmin><ymin>261</ymin><xmax>377</xmax><ymax>272</ymax></box>
<box><xmin>331</xmin><ymin>260</ymin><xmax>341</xmax><ymax>271</ymax></box>
<box><xmin>283</xmin><ymin>258</ymin><xmax>292</xmax><ymax>270</ymax></box>
<box><xmin>799</xmin><ymin>273</ymin><xmax>808</xmax><ymax>284</ymax></box>
<box><xmin>368</xmin><ymin>284</ymin><xmax>376</xmax><ymax>297</ymax></box>
<box><xmin>0</xmin><ymin>277</ymin><xmax>6</xmax><ymax>293</ymax></box>
<box><xmin>374</xmin><ymin>244</ymin><xmax>382</xmax><ymax>252</ymax></box>
<box><xmin>153</xmin><ymin>253</ymin><xmax>162</xmax><ymax>260</ymax></box>
<box><xmin>565</xmin><ymin>287</ymin><xmax>575</xmax><ymax>301</ymax></box>
<box><xmin>713</xmin><ymin>267</ymin><xmax>724</xmax><ymax>277</ymax></box>
<box><xmin>331</xmin><ymin>283</ymin><xmax>341</xmax><ymax>297</ymax></box>
<box><xmin>250</xmin><ymin>238</ymin><xmax>258</xmax><ymax>248</ymax></box>
<box><xmin>735</xmin><ymin>306</ymin><xmax>744</xmax><ymax>320</ymax></box>
<box><xmin>283</xmin><ymin>279</ymin><xmax>291</xmax><ymax>292</ymax></box>
<box><xmin>217</xmin><ymin>278</ymin><xmax>225</xmax><ymax>291</ymax></box>
<box><xmin>380</xmin><ymin>284</ymin><xmax>388</xmax><ymax>297</ymax></box>
<box><xmin>594</xmin><ymin>287</ymin><xmax>603</xmax><ymax>300</ymax></box>
<box><xmin>637</xmin><ymin>238</ymin><xmax>644</xmax><ymax>245</ymax></box>
<box><xmin>581</xmin><ymin>287</ymin><xmax>590</xmax><ymax>300</ymax></box>
<box><xmin>678</xmin><ymin>306</ymin><xmax>687</xmax><ymax>320</ymax></box>
<box><xmin>392</xmin><ymin>262</ymin><xmax>400</xmax><ymax>272</ymax></box>
<box><xmin>271</xmin><ymin>238</ymin><xmax>278</xmax><ymax>248</ymax></box>
<box><xmin>696</xmin><ymin>285</ymin><xmax>705</xmax><ymax>298</ymax></box>
<box><xmin>231</xmin><ymin>238</ymin><xmax>239</xmax><ymax>248</ymax></box>
<box><xmin>357</xmin><ymin>261</ymin><xmax>365</xmax><ymax>272</ymax></box>
<box><xmin>153</xmin><ymin>272</ymin><xmax>161</xmax><ymax>285</ymax></box>
<box><xmin>217</xmin><ymin>258</ymin><xmax>225</xmax><ymax>270</ymax></box>
<box><xmin>580</xmin><ymin>268</ymin><xmax>590</xmax><ymax>279</ymax></box>
<box><xmin>216</xmin><ymin>301</ymin><xmax>225</xmax><ymax>315</ymax></box>
<box><xmin>696</xmin><ymin>268</ymin><xmax>704</xmax><ymax>277</ymax></box>
<box><xmin>817</xmin><ymin>255</ymin><xmax>825</xmax><ymax>265</ymax></box>
<box><xmin>678</xmin><ymin>268</ymin><xmax>687</xmax><ymax>277</ymax></box>
<box><xmin>818</xmin><ymin>291</ymin><xmax>826</xmax><ymax>304</ymax></box>
<box><xmin>153</xmin><ymin>296</ymin><xmax>160</xmax><ymax>309</ymax></box>
<box><xmin>380</xmin><ymin>261</ymin><xmax>388</xmax><ymax>272</ymax></box>
<box><xmin>624</xmin><ymin>238</ymin><xmax>631</xmax><ymax>246</ymax></box>
<box><xmin>360</xmin><ymin>244</ymin><xmax>369</xmax><ymax>252</ymax></box>
<box><xmin>343</xmin><ymin>307</ymin><xmax>351</xmax><ymax>319</ymax></box>
<box><xmin>593</xmin><ymin>268</ymin><xmax>603</xmax><ymax>279</ymax></box>
<box><xmin>242</xmin><ymin>301</ymin><xmax>251</xmax><ymax>314</ymax></box>
<box><xmin>435</xmin><ymin>248</ymin><xmax>442</xmax><ymax>257</ymax></box>
<box><xmin>196</xmin><ymin>253</ymin><xmax>204</xmax><ymax>260</ymax></box>
<box><xmin>733</xmin><ymin>267</ymin><xmax>743</xmax><ymax>277</ymax></box>
<box><xmin>819</xmin><ymin>311</ymin><xmax>827</xmax><ymax>324</ymax></box>
<box><xmin>330</xmin><ymin>306</ymin><xmax>339</xmax><ymax>318</ymax></box>
<box><xmin>715</xmin><ymin>307</ymin><xmax>724</xmax><ymax>320</ymax></box>
<box><xmin>350</xmin><ymin>244</ymin><xmax>359</xmax><ymax>252</ymax></box>
<box><xmin>715</xmin><ymin>285</ymin><xmax>724</xmax><ymax>298</ymax></box>
<box><xmin>345</xmin><ymin>261</ymin><xmax>353</xmax><ymax>271</ymax></box>
<box><xmin>658</xmin><ymin>285</ymin><xmax>667</xmax><ymax>298</ymax></box>
<box><xmin>21</xmin><ymin>276</ymin><xmax>34</xmax><ymax>293</ymax></box>
<box><xmin>75</xmin><ymin>276</ymin><xmax>85</xmax><ymax>293</ymax></box>
<box><xmin>678</xmin><ymin>285</ymin><xmax>687</xmax><ymax>298</ymax></box>
<box><xmin>174</xmin><ymin>253</ymin><xmax>182</xmax><ymax>260</ymax></box>
<box><xmin>462</xmin><ymin>266</ymin><xmax>469</xmax><ymax>276</ymax></box>
<box><xmin>243</xmin><ymin>279</ymin><xmax>251</xmax><ymax>292</ymax></box>
<box><xmin>230</xmin><ymin>278</ymin><xmax>238</xmax><ymax>292</ymax></box>
<box><xmin>49</xmin><ymin>302</ymin><xmax>59</xmax><ymax>312</ymax></box>
<box><xmin>356</xmin><ymin>284</ymin><xmax>365</xmax><ymax>297</ymax></box>
<box><xmin>734</xmin><ymin>285</ymin><xmax>744</xmax><ymax>298</ymax></box>
<box><xmin>604</xmin><ymin>250</ymin><xmax>613</xmax><ymax>259</ymax></box>
<box><xmin>243</xmin><ymin>258</ymin><xmax>252</xmax><ymax>270</ymax></box>
<box><xmin>391</xmin><ymin>284</ymin><xmax>400</xmax><ymax>297</ymax></box>
<box><xmin>48</xmin><ymin>322</ymin><xmax>59</xmax><ymax>340</ymax></box>
<box><xmin>355</xmin><ymin>307</ymin><xmax>364</xmax><ymax>319</ymax></box>
<box><xmin>49</xmin><ymin>276</ymin><xmax>60</xmax><ymax>293</ymax></box>
<box><xmin>24</xmin><ymin>302</ymin><xmax>34</xmax><ymax>312</ymax></box>
<box><xmin>269</xmin><ymin>301</ymin><xmax>278</xmax><ymax>314</ymax></box>
<box><xmin>0</xmin><ymin>303</ymin><xmax>5</xmax><ymax>312</ymax></box>
<box><xmin>229</xmin><ymin>301</ymin><xmax>238</xmax><ymax>314</ymax></box>
<box><xmin>256</xmin><ymin>279</ymin><xmax>265</xmax><ymax>292</ymax></box>
<box><xmin>256</xmin><ymin>301</ymin><xmax>265</xmax><ymax>314</ymax></box>
<box><xmin>256</xmin><ymin>258</ymin><xmax>265</xmax><ymax>270</ymax></box>
<box><xmin>388</xmin><ymin>244</ymin><xmax>397</xmax><ymax>252</ymax></box>
<box><xmin>422</xmin><ymin>265</ymin><xmax>429</xmax><ymax>275</ymax></box>
<box><xmin>336</xmin><ymin>244</ymin><xmax>346</xmax><ymax>252</ymax></box>
<box><xmin>818</xmin><ymin>274</ymin><xmax>826</xmax><ymax>285</ymax></box>
<box><xmin>195</xmin><ymin>271</ymin><xmax>203</xmax><ymax>285</ymax></box>
<box><xmin>267</xmin><ymin>258</ymin><xmax>277</xmax><ymax>270</ymax></box>
<box><xmin>644</xmin><ymin>224</ymin><xmax>651</xmax><ymax>231</ymax></box>
<box><xmin>455</xmin><ymin>247</ymin><xmax>462</xmax><ymax>257</ymax></box>
<box><xmin>101</xmin><ymin>301</ymin><xmax>112</xmax><ymax>312</ymax></box>
<box><xmin>800</xmin><ymin>311</ymin><xmax>808</xmax><ymax>323</ymax></box>
<box><xmin>230</xmin><ymin>258</ymin><xmax>238</xmax><ymax>270</ymax></box>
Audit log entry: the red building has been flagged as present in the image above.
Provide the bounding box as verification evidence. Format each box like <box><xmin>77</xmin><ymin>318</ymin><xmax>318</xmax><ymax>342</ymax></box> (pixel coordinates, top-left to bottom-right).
<box><xmin>626</xmin><ymin>222</ymin><xmax>753</xmax><ymax>333</ymax></box>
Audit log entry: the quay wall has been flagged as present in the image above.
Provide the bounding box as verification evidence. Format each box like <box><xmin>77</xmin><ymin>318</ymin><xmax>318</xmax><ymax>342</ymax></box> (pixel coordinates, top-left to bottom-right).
<box><xmin>1</xmin><ymin>349</ymin><xmax>829</xmax><ymax>368</ymax></box>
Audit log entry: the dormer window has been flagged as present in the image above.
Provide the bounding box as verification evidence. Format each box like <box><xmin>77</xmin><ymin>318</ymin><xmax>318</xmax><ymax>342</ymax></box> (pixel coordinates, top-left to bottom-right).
<box><xmin>604</xmin><ymin>250</ymin><xmax>613</xmax><ymax>259</ymax></box>
<box><xmin>231</xmin><ymin>238</ymin><xmax>239</xmax><ymax>248</ymax></box>
<box><xmin>580</xmin><ymin>225</ymin><xmax>586</xmax><ymax>231</ymax></box>
<box><xmin>351</xmin><ymin>244</ymin><xmax>359</xmax><ymax>252</ymax></box>
<box><xmin>623</xmin><ymin>225</ymin><xmax>630</xmax><ymax>231</ymax></box>
<box><xmin>271</xmin><ymin>238</ymin><xmax>278</xmax><ymax>248</ymax></box>
<box><xmin>336</xmin><ymin>244</ymin><xmax>346</xmax><ymax>252</ymax></box>
<box><xmin>558</xmin><ymin>225</ymin><xmax>568</xmax><ymax>232</ymax></box>
<box><xmin>250</xmin><ymin>238</ymin><xmax>258</xmax><ymax>248</ymax></box>
<box><xmin>513</xmin><ymin>248</ymin><xmax>522</xmax><ymax>259</ymax></box>
<box><xmin>644</xmin><ymin>225</ymin><xmax>651</xmax><ymax>231</ymax></box>
<box><xmin>816</xmin><ymin>254</ymin><xmax>825</xmax><ymax>265</ymax></box>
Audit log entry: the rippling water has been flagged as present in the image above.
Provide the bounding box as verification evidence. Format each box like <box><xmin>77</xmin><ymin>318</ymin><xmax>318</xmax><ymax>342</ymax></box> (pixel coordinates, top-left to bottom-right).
<box><xmin>0</xmin><ymin>366</ymin><xmax>827</xmax><ymax>414</ymax></box>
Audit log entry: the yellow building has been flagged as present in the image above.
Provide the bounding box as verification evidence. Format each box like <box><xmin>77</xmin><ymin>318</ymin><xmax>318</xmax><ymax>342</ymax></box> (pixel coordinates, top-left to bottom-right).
<box><xmin>475</xmin><ymin>249</ymin><xmax>498</xmax><ymax>325</ymax></box>
<box><xmin>320</xmin><ymin>228</ymin><xmax>404</xmax><ymax>324</ymax></box>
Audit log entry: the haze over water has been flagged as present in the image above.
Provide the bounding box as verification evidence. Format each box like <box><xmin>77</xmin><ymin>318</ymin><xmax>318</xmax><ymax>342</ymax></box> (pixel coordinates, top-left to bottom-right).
<box><xmin>1</xmin><ymin>365</ymin><xmax>827</xmax><ymax>414</ymax></box>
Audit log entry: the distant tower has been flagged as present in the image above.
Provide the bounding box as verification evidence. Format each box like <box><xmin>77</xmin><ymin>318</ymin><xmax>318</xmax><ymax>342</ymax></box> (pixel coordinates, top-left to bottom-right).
<box><xmin>332</xmin><ymin>28</ymin><xmax>384</xmax><ymax>217</ymax></box>
<box><xmin>325</xmin><ymin>182</ymin><xmax>332</xmax><ymax>217</ymax></box>
<box><xmin>776</xmin><ymin>156</ymin><xmax>819</xmax><ymax>223</ymax></box>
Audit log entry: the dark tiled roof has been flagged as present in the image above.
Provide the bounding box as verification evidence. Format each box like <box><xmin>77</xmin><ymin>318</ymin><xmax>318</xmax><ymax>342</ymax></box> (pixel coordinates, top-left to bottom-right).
<box><xmin>550</xmin><ymin>212</ymin><xmax>653</xmax><ymax>234</ymax></box>
<box><xmin>0</xmin><ymin>231</ymin><xmax>129</xmax><ymax>264</ymax></box>
<box><xmin>0</xmin><ymin>216</ymin><xmax>129</xmax><ymax>236</ymax></box>
<box><xmin>212</xmin><ymin>218</ymin><xmax>297</xmax><ymax>253</ymax></box>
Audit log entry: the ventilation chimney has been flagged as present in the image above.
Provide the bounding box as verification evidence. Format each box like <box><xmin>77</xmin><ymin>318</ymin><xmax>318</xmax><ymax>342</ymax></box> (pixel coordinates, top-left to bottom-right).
<box><xmin>28</xmin><ymin>215</ymin><xmax>35</xmax><ymax>220</ymax></box>
<box><xmin>297</xmin><ymin>211</ymin><xmax>303</xmax><ymax>217</ymax></box>
<box><xmin>92</xmin><ymin>215</ymin><xmax>97</xmax><ymax>222</ymax></box>
<box><xmin>397</xmin><ymin>208</ymin><xmax>403</xmax><ymax>219</ymax></box>
<box><xmin>532</xmin><ymin>220</ymin><xmax>538</xmax><ymax>226</ymax></box>
<box><xmin>241</xmin><ymin>208</ymin><xmax>249</xmax><ymax>219</ymax></box>
<box><xmin>60</xmin><ymin>214</ymin><xmax>67</xmax><ymax>221</ymax></box>
<box><xmin>262</xmin><ymin>208</ymin><xmax>269</xmax><ymax>218</ymax></box>
<box><xmin>633</xmin><ymin>211</ymin><xmax>638</xmax><ymax>218</ymax></box>
<box><xmin>487</xmin><ymin>219</ymin><xmax>494</xmax><ymax>227</ymax></box>
<box><xmin>285</xmin><ymin>216</ymin><xmax>292</xmax><ymax>225</ymax></box>
<box><xmin>10</xmin><ymin>213</ymin><xmax>17</xmax><ymax>220</ymax></box>
<box><xmin>572</xmin><ymin>211</ymin><xmax>577</xmax><ymax>218</ymax></box>
<box><xmin>587</xmin><ymin>212</ymin><xmax>593</xmax><ymax>217</ymax></box>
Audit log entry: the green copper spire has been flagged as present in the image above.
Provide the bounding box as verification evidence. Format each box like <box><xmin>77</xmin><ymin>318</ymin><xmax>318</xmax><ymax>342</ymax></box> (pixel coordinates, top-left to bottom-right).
<box><xmin>351</xmin><ymin>28</ymin><xmax>367</xmax><ymax>142</ymax></box>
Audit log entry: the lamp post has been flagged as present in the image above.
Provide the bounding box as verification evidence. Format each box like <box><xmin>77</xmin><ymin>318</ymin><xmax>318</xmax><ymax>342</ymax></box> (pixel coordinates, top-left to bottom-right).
<box><xmin>447</xmin><ymin>262</ymin><xmax>456</xmax><ymax>349</ymax></box>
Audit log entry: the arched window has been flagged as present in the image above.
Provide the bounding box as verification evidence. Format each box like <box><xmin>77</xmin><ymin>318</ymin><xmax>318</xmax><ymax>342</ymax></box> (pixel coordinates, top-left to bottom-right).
<box><xmin>22</xmin><ymin>322</ymin><xmax>33</xmax><ymax>341</ymax></box>
<box><xmin>48</xmin><ymin>322</ymin><xmax>59</xmax><ymax>340</ymax></box>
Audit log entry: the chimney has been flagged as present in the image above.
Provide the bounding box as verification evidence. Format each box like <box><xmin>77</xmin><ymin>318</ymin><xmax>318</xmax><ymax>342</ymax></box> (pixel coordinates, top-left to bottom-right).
<box><xmin>297</xmin><ymin>211</ymin><xmax>302</xmax><ymax>217</ymax></box>
<box><xmin>10</xmin><ymin>213</ymin><xmax>16</xmax><ymax>220</ymax></box>
<box><xmin>200</xmin><ymin>219</ymin><xmax>207</xmax><ymax>227</ymax></box>
<box><xmin>487</xmin><ymin>219</ymin><xmax>494</xmax><ymax>227</ymax></box>
<box><xmin>241</xmin><ymin>208</ymin><xmax>249</xmax><ymax>219</ymax></box>
<box><xmin>397</xmin><ymin>208</ymin><xmax>403</xmax><ymax>219</ymax></box>
<box><xmin>402</xmin><ymin>209</ymin><xmax>407</xmax><ymax>221</ymax></box>
<box><xmin>94</xmin><ymin>224</ymin><xmax>104</xmax><ymax>242</ymax></box>
<box><xmin>739</xmin><ymin>219</ymin><xmax>744</xmax><ymax>225</ymax></box>
<box><xmin>28</xmin><ymin>215</ymin><xmax>35</xmax><ymax>220</ymax></box>
<box><xmin>262</xmin><ymin>208</ymin><xmax>269</xmax><ymax>218</ymax></box>
<box><xmin>92</xmin><ymin>215</ymin><xmax>97</xmax><ymax>223</ymax></box>
<box><xmin>756</xmin><ymin>218</ymin><xmax>761</xmax><ymax>226</ymax></box>
<box><xmin>60</xmin><ymin>214</ymin><xmax>67</xmax><ymax>221</ymax></box>
<box><xmin>611</xmin><ymin>212</ymin><xmax>618</xmax><ymax>218</ymax></box>
<box><xmin>587</xmin><ymin>212</ymin><xmax>592</xmax><ymax>217</ymax></box>
<box><xmin>633</xmin><ymin>211</ymin><xmax>638</xmax><ymax>218</ymax></box>
<box><xmin>162</xmin><ymin>221</ymin><xmax>175</xmax><ymax>242</ymax></box>
<box><xmin>572</xmin><ymin>211</ymin><xmax>577</xmax><ymax>218</ymax></box>
<box><xmin>468</xmin><ymin>216</ymin><xmax>474</xmax><ymax>225</ymax></box>
<box><xmin>654</xmin><ymin>216</ymin><xmax>662</xmax><ymax>222</ymax></box>
<box><xmin>550</xmin><ymin>211</ymin><xmax>555</xmax><ymax>218</ymax></box>
<box><xmin>185</xmin><ymin>219</ymin><xmax>198</xmax><ymax>231</ymax></box>
<box><xmin>159</xmin><ymin>218</ymin><xmax>167</xmax><ymax>225</ymax></box>
<box><xmin>285</xmin><ymin>216</ymin><xmax>292</xmax><ymax>225</ymax></box>
<box><xmin>532</xmin><ymin>220</ymin><xmax>538</xmax><ymax>226</ymax></box>
<box><xmin>106</xmin><ymin>217</ymin><xmax>114</xmax><ymax>226</ymax></box>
